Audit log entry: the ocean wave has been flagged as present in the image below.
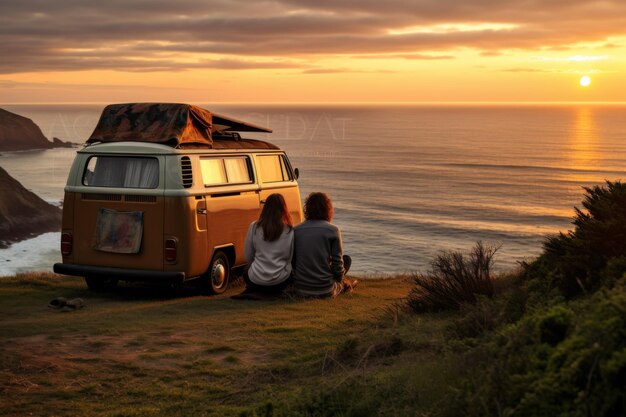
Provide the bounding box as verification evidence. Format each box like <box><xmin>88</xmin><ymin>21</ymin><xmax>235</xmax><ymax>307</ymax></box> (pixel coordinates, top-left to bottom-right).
<box><xmin>0</xmin><ymin>232</ymin><xmax>60</xmax><ymax>277</ymax></box>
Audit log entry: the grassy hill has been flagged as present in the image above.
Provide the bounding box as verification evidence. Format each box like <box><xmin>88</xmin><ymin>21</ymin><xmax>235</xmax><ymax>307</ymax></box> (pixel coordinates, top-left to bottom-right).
<box><xmin>2</xmin><ymin>182</ymin><xmax>625</xmax><ymax>417</ymax></box>
<box><xmin>0</xmin><ymin>274</ymin><xmax>457</xmax><ymax>417</ymax></box>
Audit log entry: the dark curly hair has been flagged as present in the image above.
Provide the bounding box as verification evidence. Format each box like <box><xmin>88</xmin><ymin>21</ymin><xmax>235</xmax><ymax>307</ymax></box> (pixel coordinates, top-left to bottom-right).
<box><xmin>304</xmin><ymin>192</ymin><xmax>334</xmax><ymax>221</ymax></box>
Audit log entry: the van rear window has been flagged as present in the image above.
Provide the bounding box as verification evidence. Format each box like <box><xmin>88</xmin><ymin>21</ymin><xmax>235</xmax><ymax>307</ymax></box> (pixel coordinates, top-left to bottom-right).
<box><xmin>83</xmin><ymin>156</ymin><xmax>159</xmax><ymax>189</ymax></box>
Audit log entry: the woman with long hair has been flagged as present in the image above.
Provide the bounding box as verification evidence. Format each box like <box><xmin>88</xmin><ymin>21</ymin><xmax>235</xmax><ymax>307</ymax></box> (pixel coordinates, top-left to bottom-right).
<box><xmin>243</xmin><ymin>193</ymin><xmax>294</xmax><ymax>294</ymax></box>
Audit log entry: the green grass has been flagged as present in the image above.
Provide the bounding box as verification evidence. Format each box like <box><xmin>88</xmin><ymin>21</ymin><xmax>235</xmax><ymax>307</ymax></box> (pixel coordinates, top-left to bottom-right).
<box><xmin>0</xmin><ymin>273</ymin><xmax>455</xmax><ymax>417</ymax></box>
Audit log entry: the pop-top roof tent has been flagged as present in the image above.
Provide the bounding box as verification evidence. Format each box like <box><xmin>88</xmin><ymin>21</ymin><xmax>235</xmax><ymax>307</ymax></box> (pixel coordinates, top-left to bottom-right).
<box><xmin>86</xmin><ymin>103</ymin><xmax>277</xmax><ymax>149</ymax></box>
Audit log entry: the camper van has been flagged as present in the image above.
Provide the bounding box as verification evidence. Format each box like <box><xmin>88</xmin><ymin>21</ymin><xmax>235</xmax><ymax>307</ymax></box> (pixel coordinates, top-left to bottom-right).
<box><xmin>53</xmin><ymin>103</ymin><xmax>303</xmax><ymax>293</ymax></box>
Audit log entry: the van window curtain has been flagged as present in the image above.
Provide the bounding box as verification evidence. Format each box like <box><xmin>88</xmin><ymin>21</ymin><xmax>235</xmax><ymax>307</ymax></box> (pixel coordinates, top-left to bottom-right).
<box><xmin>92</xmin><ymin>157</ymin><xmax>124</xmax><ymax>186</ymax></box>
<box><xmin>200</xmin><ymin>159</ymin><xmax>228</xmax><ymax>185</ymax></box>
<box><xmin>123</xmin><ymin>158</ymin><xmax>159</xmax><ymax>188</ymax></box>
<box><xmin>224</xmin><ymin>158</ymin><xmax>250</xmax><ymax>183</ymax></box>
<box><xmin>89</xmin><ymin>157</ymin><xmax>159</xmax><ymax>188</ymax></box>
<box><xmin>258</xmin><ymin>155</ymin><xmax>283</xmax><ymax>182</ymax></box>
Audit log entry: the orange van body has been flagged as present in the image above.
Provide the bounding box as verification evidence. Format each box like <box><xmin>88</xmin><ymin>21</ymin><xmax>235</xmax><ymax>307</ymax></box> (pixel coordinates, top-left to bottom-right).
<box><xmin>54</xmin><ymin>140</ymin><xmax>303</xmax><ymax>293</ymax></box>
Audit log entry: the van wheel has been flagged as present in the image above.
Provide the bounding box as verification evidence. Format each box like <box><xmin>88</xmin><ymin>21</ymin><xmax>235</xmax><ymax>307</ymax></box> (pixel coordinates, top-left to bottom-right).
<box><xmin>206</xmin><ymin>251</ymin><xmax>230</xmax><ymax>294</ymax></box>
<box><xmin>85</xmin><ymin>276</ymin><xmax>119</xmax><ymax>291</ymax></box>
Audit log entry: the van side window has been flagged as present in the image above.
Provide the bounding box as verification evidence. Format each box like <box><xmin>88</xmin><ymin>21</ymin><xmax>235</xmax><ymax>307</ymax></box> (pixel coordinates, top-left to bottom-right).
<box><xmin>200</xmin><ymin>159</ymin><xmax>228</xmax><ymax>186</ymax></box>
<box><xmin>258</xmin><ymin>155</ymin><xmax>292</xmax><ymax>183</ymax></box>
<box><xmin>200</xmin><ymin>157</ymin><xmax>252</xmax><ymax>186</ymax></box>
<box><xmin>83</xmin><ymin>156</ymin><xmax>159</xmax><ymax>188</ymax></box>
<box><xmin>224</xmin><ymin>158</ymin><xmax>252</xmax><ymax>183</ymax></box>
<box><xmin>279</xmin><ymin>156</ymin><xmax>292</xmax><ymax>181</ymax></box>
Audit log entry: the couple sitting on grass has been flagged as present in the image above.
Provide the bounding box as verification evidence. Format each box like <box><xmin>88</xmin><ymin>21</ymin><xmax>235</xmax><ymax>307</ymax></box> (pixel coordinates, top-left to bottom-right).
<box><xmin>243</xmin><ymin>192</ymin><xmax>356</xmax><ymax>298</ymax></box>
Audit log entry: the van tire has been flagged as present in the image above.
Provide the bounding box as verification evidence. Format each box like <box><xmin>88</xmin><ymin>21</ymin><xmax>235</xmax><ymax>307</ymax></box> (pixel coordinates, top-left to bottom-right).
<box><xmin>205</xmin><ymin>251</ymin><xmax>230</xmax><ymax>294</ymax></box>
<box><xmin>85</xmin><ymin>276</ymin><xmax>119</xmax><ymax>291</ymax></box>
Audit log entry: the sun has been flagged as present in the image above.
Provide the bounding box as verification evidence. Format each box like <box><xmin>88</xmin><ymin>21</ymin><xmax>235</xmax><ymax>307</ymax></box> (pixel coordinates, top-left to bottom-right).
<box><xmin>580</xmin><ymin>76</ymin><xmax>591</xmax><ymax>87</ymax></box>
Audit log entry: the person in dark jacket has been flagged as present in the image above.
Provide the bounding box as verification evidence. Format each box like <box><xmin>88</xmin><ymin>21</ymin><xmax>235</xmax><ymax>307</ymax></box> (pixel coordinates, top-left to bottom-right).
<box><xmin>292</xmin><ymin>192</ymin><xmax>356</xmax><ymax>297</ymax></box>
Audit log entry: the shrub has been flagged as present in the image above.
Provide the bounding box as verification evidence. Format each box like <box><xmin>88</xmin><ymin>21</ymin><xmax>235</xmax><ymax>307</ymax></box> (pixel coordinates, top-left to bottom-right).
<box><xmin>447</xmin><ymin>281</ymin><xmax>528</xmax><ymax>341</ymax></box>
<box><xmin>438</xmin><ymin>183</ymin><xmax>626</xmax><ymax>417</ymax></box>
<box><xmin>442</xmin><ymin>277</ymin><xmax>626</xmax><ymax>417</ymax></box>
<box><xmin>543</xmin><ymin>181</ymin><xmax>626</xmax><ymax>297</ymax></box>
<box><xmin>446</xmin><ymin>295</ymin><xmax>503</xmax><ymax>340</ymax></box>
<box><xmin>407</xmin><ymin>242</ymin><xmax>498</xmax><ymax>312</ymax></box>
<box><xmin>537</xmin><ymin>305</ymin><xmax>574</xmax><ymax>346</ymax></box>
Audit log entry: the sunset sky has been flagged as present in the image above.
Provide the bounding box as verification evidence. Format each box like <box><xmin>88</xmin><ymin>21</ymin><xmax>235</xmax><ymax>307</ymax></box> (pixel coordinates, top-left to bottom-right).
<box><xmin>1</xmin><ymin>0</ymin><xmax>625</xmax><ymax>103</ymax></box>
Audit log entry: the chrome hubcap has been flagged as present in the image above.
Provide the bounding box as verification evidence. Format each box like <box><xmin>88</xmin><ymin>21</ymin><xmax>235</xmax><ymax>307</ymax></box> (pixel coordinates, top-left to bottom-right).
<box><xmin>211</xmin><ymin>261</ymin><xmax>226</xmax><ymax>288</ymax></box>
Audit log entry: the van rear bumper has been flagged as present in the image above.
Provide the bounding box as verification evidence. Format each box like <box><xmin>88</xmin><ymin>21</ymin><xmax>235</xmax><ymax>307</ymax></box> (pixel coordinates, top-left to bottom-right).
<box><xmin>53</xmin><ymin>263</ymin><xmax>185</xmax><ymax>283</ymax></box>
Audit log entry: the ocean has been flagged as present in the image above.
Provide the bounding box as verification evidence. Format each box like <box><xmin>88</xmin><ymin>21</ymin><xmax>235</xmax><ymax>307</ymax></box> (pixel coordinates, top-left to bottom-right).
<box><xmin>1</xmin><ymin>104</ymin><xmax>625</xmax><ymax>276</ymax></box>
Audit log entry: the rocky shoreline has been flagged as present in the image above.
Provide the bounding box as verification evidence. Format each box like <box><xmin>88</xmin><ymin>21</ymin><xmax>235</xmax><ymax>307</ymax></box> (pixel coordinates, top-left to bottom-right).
<box><xmin>0</xmin><ymin>107</ymin><xmax>71</xmax><ymax>248</ymax></box>
<box><xmin>0</xmin><ymin>166</ymin><xmax>62</xmax><ymax>248</ymax></box>
<box><xmin>0</xmin><ymin>108</ymin><xmax>75</xmax><ymax>152</ymax></box>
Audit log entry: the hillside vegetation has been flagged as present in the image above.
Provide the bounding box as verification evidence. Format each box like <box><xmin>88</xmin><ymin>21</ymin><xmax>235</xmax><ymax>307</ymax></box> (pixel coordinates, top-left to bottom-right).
<box><xmin>298</xmin><ymin>181</ymin><xmax>626</xmax><ymax>417</ymax></box>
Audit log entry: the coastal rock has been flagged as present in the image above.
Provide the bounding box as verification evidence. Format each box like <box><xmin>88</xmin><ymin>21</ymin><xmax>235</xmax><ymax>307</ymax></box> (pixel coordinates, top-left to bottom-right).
<box><xmin>0</xmin><ymin>108</ymin><xmax>75</xmax><ymax>151</ymax></box>
<box><xmin>0</xmin><ymin>166</ymin><xmax>61</xmax><ymax>248</ymax></box>
<box><xmin>52</xmin><ymin>137</ymin><xmax>74</xmax><ymax>148</ymax></box>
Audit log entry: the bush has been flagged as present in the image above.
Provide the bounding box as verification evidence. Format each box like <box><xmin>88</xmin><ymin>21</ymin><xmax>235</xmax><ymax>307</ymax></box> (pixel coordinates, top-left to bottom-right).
<box><xmin>446</xmin><ymin>295</ymin><xmax>503</xmax><ymax>340</ymax></box>
<box><xmin>407</xmin><ymin>242</ymin><xmax>498</xmax><ymax>312</ymax></box>
<box><xmin>537</xmin><ymin>305</ymin><xmax>573</xmax><ymax>346</ymax></box>
<box><xmin>543</xmin><ymin>181</ymin><xmax>626</xmax><ymax>297</ymax></box>
<box><xmin>437</xmin><ymin>183</ymin><xmax>626</xmax><ymax>416</ymax></box>
<box><xmin>442</xmin><ymin>275</ymin><xmax>626</xmax><ymax>417</ymax></box>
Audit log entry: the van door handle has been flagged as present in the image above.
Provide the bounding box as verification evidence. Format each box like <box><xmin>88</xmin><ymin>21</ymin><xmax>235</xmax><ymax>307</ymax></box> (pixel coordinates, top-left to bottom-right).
<box><xmin>197</xmin><ymin>208</ymin><xmax>207</xmax><ymax>214</ymax></box>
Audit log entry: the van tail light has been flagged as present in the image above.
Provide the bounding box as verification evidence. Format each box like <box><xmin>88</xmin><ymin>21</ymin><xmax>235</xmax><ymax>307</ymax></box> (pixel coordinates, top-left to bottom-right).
<box><xmin>61</xmin><ymin>233</ymin><xmax>73</xmax><ymax>256</ymax></box>
<box><xmin>165</xmin><ymin>239</ymin><xmax>177</xmax><ymax>262</ymax></box>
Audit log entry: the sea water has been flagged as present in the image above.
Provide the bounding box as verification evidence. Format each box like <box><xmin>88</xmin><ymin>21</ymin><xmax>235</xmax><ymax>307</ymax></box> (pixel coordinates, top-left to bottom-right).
<box><xmin>1</xmin><ymin>104</ymin><xmax>625</xmax><ymax>276</ymax></box>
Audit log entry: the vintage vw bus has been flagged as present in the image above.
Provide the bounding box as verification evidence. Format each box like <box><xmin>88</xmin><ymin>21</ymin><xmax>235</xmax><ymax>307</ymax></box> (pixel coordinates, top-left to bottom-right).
<box><xmin>53</xmin><ymin>103</ymin><xmax>302</xmax><ymax>293</ymax></box>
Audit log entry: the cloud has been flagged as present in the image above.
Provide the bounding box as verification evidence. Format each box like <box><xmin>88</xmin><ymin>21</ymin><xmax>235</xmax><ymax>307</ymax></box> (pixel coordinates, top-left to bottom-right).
<box><xmin>0</xmin><ymin>0</ymin><xmax>625</xmax><ymax>74</ymax></box>
<box><xmin>0</xmin><ymin>53</ymin><xmax>308</xmax><ymax>74</ymax></box>
<box><xmin>538</xmin><ymin>55</ymin><xmax>609</xmax><ymax>62</ymax></box>
<box><xmin>480</xmin><ymin>51</ymin><xmax>503</xmax><ymax>57</ymax></box>
<box><xmin>501</xmin><ymin>67</ymin><xmax>612</xmax><ymax>75</ymax></box>
<box><xmin>301</xmin><ymin>68</ymin><xmax>353</xmax><ymax>74</ymax></box>
<box><xmin>301</xmin><ymin>68</ymin><xmax>396</xmax><ymax>74</ymax></box>
<box><xmin>0</xmin><ymin>79</ymin><xmax>193</xmax><ymax>90</ymax></box>
<box><xmin>353</xmin><ymin>53</ymin><xmax>455</xmax><ymax>60</ymax></box>
<box><xmin>501</xmin><ymin>68</ymin><xmax>551</xmax><ymax>73</ymax></box>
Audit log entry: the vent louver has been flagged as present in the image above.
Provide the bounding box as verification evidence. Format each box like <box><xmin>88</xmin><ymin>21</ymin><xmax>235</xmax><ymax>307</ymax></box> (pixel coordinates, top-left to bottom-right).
<box><xmin>125</xmin><ymin>195</ymin><xmax>157</xmax><ymax>203</ymax></box>
<box><xmin>81</xmin><ymin>193</ymin><xmax>122</xmax><ymax>201</ymax></box>
<box><xmin>181</xmin><ymin>156</ymin><xmax>193</xmax><ymax>188</ymax></box>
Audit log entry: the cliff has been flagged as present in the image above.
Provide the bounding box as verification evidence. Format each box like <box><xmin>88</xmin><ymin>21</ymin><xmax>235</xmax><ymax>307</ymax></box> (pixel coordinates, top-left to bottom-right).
<box><xmin>0</xmin><ymin>166</ymin><xmax>61</xmax><ymax>248</ymax></box>
<box><xmin>0</xmin><ymin>108</ymin><xmax>73</xmax><ymax>151</ymax></box>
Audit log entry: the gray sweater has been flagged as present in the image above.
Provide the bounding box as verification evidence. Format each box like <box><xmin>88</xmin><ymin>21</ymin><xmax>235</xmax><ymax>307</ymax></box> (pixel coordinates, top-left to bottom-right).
<box><xmin>293</xmin><ymin>220</ymin><xmax>345</xmax><ymax>297</ymax></box>
<box><xmin>244</xmin><ymin>222</ymin><xmax>294</xmax><ymax>286</ymax></box>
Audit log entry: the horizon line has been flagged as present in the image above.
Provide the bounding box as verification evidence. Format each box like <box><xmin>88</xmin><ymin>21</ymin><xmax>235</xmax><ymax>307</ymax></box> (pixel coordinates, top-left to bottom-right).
<box><xmin>2</xmin><ymin>100</ymin><xmax>626</xmax><ymax>106</ymax></box>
